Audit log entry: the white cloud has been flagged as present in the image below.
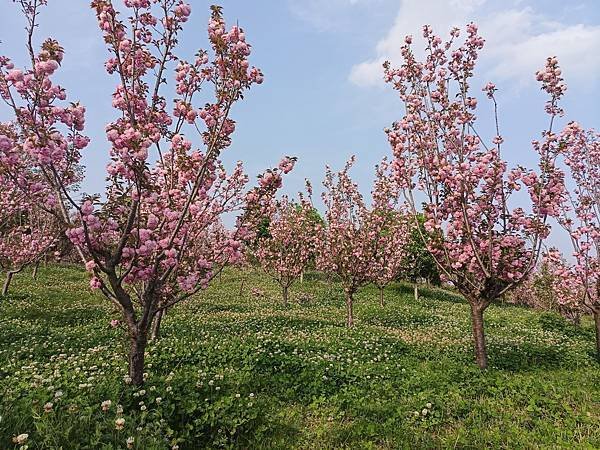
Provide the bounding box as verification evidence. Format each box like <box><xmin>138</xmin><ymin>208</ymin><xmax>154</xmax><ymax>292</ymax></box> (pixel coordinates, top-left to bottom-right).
<box><xmin>349</xmin><ymin>0</ymin><xmax>600</xmax><ymax>87</ymax></box>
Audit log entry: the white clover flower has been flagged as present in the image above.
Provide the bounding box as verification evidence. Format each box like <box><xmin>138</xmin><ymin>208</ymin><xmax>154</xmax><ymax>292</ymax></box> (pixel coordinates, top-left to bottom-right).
<box><xmin>126</xmin><ymin>436</ymin><xmax>135</xmax><ymax>449</ymax></box>
<box><xmin>44</xmin><ymin>402</ymin><xmax>53</xmax><ymax>413</ymax></box>
<box><xmin>13</xmin><ymin>433</ymin><xmax>29</xmax><ymax>445</ymax></box>
<box><xmin>115</xmin><ymin>417</ymin><xmax>125</xmax><ymax>430</ymax></box>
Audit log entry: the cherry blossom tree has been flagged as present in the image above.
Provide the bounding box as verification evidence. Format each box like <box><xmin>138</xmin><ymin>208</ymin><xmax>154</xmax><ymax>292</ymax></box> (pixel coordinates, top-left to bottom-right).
<box><xmin>0</xmin><ymin>0</ymin><xmax>89</xmax><ymax>290</ymax></box>
<box><xmin>2</xmin><ymin>0</ymin><xmax>288</xmax><ymax>385</ymax></box>
<box><xmin>318</xmin><ymin>157</ymin><xmax>379</xmax><ymax>327</ymax></box>
<box><xmin>552</xmin><ymin>123</ymin><xmax>599</xmax><ymax>358</ymax></box>
<box><xmin>543</xmin><ymin>250</ymin><xmax>584</xmax><ymax>325</ymax></box>
<box><xmin>384</xmin><ymin>24</ymin><xmax>565</xmax><ymax>368</ymax></box>
<box><xmin>255</xmin><ymin>181</ymin><xmax>321</xmax><ymax>306</ymax></box>
<box><xmin>0</xmin><ymin>208</ymin><xmax>58</xmax><ymax>295</ymax></box>
<box><xmin>507</xmin><ymin>255</ymin><xmax>582</xmax><ymax>324</ymax></box>
<box><xmin>400</xmin><ymin>213</ymin><xmax>440</xmax><ymax>301</ymax></box>
<box><xmin>368</xmin><ymin>159</ymin><xmax>409</xmax><ymax>306</ymax></box>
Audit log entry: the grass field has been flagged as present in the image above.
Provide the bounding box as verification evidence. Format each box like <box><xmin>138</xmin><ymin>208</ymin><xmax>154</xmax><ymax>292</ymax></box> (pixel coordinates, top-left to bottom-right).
<box><xmin>1</xmin><ymin>265</ymin><xmax>599</xmax><ymax>449</ymax></box>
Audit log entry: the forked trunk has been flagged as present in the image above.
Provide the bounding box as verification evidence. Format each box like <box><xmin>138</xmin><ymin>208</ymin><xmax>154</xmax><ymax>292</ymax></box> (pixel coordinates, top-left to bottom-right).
<box><xmin>379</xmin><ymin>286</ymin><xmax>385</xmax><ymax>307</ymax></box>
<box><xmin>469</xmin><ymin>302</ymin><xmax>488</xmax><ymax>369</ymax></box>
<box><xmin>594</xmin><ymin>311</ymin><xmax>600</xmax><ymax>362</ymax></box>
<box><xmin>413</xmin><ymin>283</ymin><xmax>419</xmax><ymax>301</ymax></box>
<box><xmin>151</xmin><ymin>309</ymin><xmax>164</xmax><ymax>341</ymax></box>
<box><xmin>129</xmin><ymin>332</ymin><xmax>148</xmax><ymax>386</ymax></box>
<box><xmin>345</xmin><ymin>289</ymin><xmax>354</xmax><ymax>328</ymax></box>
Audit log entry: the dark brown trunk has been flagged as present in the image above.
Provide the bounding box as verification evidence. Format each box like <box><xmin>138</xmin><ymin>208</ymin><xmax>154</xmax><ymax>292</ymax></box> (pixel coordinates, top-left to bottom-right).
<box><xmin>2</xmin><ymin>271</ymin><xmax>15</xmax><ymax>296</ymax></box>
<box><xmin>345</xmin><ymin>290</ymin><xmax>354</xmax><ymax>328</ymax></box>
<box><xmin>413</xmin><ymin>283</ymin><xmax>419</xmax><ymax>301</ymax></box>
<box><xmin>282</xmin><ymin>285</ymin><xmax>289</xmax><ymax>307</ymax></box>
<box><xmin>151</xmin><ymin>310</ymin><xmax>164</xmax><ymax>341</ymax></box>
<box><xmin>379</xmin><ymin>286</ymin><xmax>385</xmax><ymax>307</ymax></box>
<box><xmin>470</xmin><ymin>302</ymin><xmax>488</xmax><ymax>369</ymax></box>
<box><xmin>594</xmin><ymin>311</ymin><xmax>600</xmax><ymax>362</ymax></box>
<box><xmin>129</xmin><ymin>332</ymin><xmax>147</xmax><ymax>386</ymax></box>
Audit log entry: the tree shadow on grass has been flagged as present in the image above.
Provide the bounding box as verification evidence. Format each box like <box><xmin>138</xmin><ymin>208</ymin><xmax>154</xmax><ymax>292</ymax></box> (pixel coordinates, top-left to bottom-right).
<box><xmin>360</xmin><ymin>309</ymin><xmax>439</xmax><ymax>328</ymax></box>
<box><xmin>4</xmin><ymin>302</ymin><xmax>106</xmax><ymax>327</ymax></box>
<box><xmin>487</xmin><ymin>342</ymin><xmax>594</xmax><ymax>371</ymax></box>
<box><xmin>392</xmin><ymin>283</ymin><xmax>466</xmax><ymax>305</ymax></box>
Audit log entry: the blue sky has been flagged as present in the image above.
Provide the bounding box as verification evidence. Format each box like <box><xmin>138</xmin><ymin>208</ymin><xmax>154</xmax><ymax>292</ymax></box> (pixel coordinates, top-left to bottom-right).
<box><xmin>1</xmin><ymin>0</ymin><xmax>599</xmax><ymax>251</ymax></box>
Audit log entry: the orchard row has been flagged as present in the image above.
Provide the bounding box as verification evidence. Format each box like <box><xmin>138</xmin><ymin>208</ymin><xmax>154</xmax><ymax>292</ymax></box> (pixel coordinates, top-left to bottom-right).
<box><xmin>0</xmin><ymin>0</ymin><xmax>598</xmax><ymax>385</ymax></box>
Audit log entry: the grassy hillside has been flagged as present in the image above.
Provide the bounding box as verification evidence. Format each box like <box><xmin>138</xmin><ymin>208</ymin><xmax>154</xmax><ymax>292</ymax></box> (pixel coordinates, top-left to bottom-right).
<box><xmin>1</xmin><ymin>265</ymin><xmax>599</xmax><ymax>449</ymax></box>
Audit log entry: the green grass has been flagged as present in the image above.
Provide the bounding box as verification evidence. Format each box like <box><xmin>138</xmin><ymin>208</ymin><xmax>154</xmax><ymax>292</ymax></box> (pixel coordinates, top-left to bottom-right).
<box><xmin>0</xmin><ymin>265</ymin><xmax>599</xmax><ymax>449</ymax></box>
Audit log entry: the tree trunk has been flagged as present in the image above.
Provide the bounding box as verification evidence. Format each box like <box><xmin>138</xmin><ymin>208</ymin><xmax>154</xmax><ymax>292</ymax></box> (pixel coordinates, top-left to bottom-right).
<box><xmin>239</xmin><ymin>277</ymin><xmax>245</xmax><ymax>297</ymax></box>
<box><xmin>129</xmin><ymin>332</ymin><xmax>148</xmax><ymax>386</ymax></box>
<box><xmin>594</xmin><ymin>311</ymin><xmax>600</xmax><ymax>362</ymax></box>
<box><xmin>345</xmin><ymin>290</ymin><xmax>354</xmax><ymax>328</ymax></box>
<box><xmin>413</xmin><ymin>283</ymin><xmax>419</xmax><ymax>301</ymax></box>
<box><xmin>32</xmin><ymin>261</ymin><xmax>40</xmax><ymax>280</ymax></box>
<box><xmin>300</xmin><ymin>271</ymin><xmax>304</xmax><ymax>284</ymax></box>
<box><xmin>2</xmin><ymin>271</ymin><xmax>15</xmax><ymax>296</ymax></box>
<box><xmin>379</xmin><ymin>286</ymin><xmax>385</xmax><ymax>307</ymax></box>
<box><xmin>282</xmin><ymin>285</ymin><xmax>289</xmax><ymax>307</ymax></box>
<box><xmin>469</xmin><ymin>303</ymin><xmax>488</xmax><ymax>369</ymax></box>
<box><xmin>151</xmin><ymin>310</ymin><xmax>164</xmax><ymax>341</ymax></box>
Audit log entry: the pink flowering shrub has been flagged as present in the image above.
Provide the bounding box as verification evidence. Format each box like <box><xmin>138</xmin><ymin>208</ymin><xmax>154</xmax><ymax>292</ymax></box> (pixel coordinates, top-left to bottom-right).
<box><xmin>384</xmin><ymin>24</ymin><xmax>566</xmax><ymax>368</ymax></box>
